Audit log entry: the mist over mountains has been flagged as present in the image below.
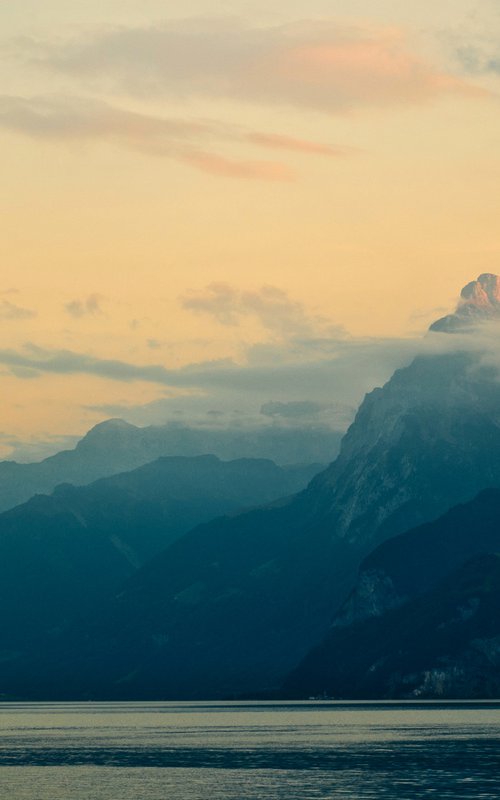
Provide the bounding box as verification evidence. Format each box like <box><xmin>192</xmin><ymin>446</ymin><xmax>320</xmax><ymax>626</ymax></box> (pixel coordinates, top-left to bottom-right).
<box><xmin>1</xmin><ymin>274</ymin><xmax>500</xmax><ymax>700</ymax></box>
<box><xmin>0</xmin><ymin>418</ymin><xmax>339</xmax><ymax>513</ymax></box>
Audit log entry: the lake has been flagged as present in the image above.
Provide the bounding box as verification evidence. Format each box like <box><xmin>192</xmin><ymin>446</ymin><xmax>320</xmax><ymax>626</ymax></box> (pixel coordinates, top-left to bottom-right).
<box><xmin>0</xmin><ymin>701</ymin><xmax>499</xmax><ymax>799</ymax></box>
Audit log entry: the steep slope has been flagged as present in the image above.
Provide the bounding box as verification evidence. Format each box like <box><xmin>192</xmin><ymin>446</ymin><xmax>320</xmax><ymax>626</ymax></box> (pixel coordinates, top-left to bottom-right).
<box><xmin>285</xmin><ymin>488</ymin><xmax>500</xmax><ymax>697</ymax></box>
<box><xmin>334</xmin><ymin>488</ymin><xmax>500</xmax><ymax>627</ymax></box>
<box><xmin>0</xmin><ymin>418</ymin><xmax>341</xmax><ymax>512</ymax></box>
<box><xmin>285</xmin><ymin>554</ymin><xmax>500</xmax><ymax>699</ymax></box>
<box><xmin>303</xmin><ymin>350</ymin><xmax>500</xmax><ymax>549</ymax></box>
<box><xmin>0</xmin><ymin>455</ymin><xmax>317</xmax><ymax>665</ymax></box>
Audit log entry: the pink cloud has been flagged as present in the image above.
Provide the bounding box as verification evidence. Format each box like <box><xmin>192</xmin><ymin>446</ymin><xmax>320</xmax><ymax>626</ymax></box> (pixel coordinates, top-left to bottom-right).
<box><xmin>30</xmin><ymin>19</ymin><xmax>489</xmax><ymax>113</ymax></box>
<box><xmin>246</xmin><ymin>132</ymin><xmax>355</xmax><ymax>157</ymax></box>
<box><xmin>264</xmin><ymin>35</ymin><xmax>486</xmax><ymax>109</ymax></box>
<box><xmin>180</xmin><ymin>151</ymin><xmax>295</xmax><ymax>182</ymax></box>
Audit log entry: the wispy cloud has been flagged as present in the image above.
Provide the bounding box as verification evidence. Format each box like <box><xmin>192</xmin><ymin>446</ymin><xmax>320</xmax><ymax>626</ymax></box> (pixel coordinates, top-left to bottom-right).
<box><xmin>4</xmin><ymin>325</ymin><xmax>495</xmax><ymax>440</ymax></box>
<box><xmin>0</xmin><ymin>300</ymin><xmax>36</xmax><ymax>321</ymax></box>
<box><xmin>260</xmin><ymin>399</ymin><xmax>354</xmax><ymax>424</ymax></box>
<box><xmin>64</xmin><ymin>293</ymin><xmax>104</xmax><ymax>319</ymax></box>
<box><xmin>0</xmin><ymin>431</ymin><xmax>80</xmax><ymax>463</ymax></box>
<box><xmin>22</xmin><ymin>18</ymin><xmax>486</xmax><ymax>113</ymax></box>
<box><xmin>180</xmin><ymin>150</ymin><xmax>294</xmax><ymax>181</ymax></box>
<box><xmin>2</xmin><ymin>283</ymin><xmax>494</xmax><ymax>438</ymax></box>
<box><xmin>0</xmin><ymin>343</ymin><xmax>180</xmax><ymax>384</ymax></box>
<box><xmin>245</xmin><ymin>132</ymin><xmax>356</xmax><ymax>157</ymax></box>
<box><xmin>0</xmin><ymin>94</ymin><xmax>350</xmax><ymax>181</ymax></box>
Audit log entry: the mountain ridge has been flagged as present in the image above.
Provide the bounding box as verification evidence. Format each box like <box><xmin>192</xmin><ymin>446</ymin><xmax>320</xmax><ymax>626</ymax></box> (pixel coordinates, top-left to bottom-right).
<box><xmin>0</xmin><ymin>418</ymin><xmax>341</xmax><ymax>512</ymax></box>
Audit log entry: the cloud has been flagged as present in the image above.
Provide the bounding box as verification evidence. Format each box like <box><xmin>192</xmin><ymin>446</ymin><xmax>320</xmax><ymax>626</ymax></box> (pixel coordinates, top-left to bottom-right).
<box><xmin>0</xmin><ymin>335</ymin><xmax>420</xmax><ymax>428</ymax></box>
<box><xmin>5</xmin><ymin>325</ymin><xmax>496</xmax><ymax>444</ymax></box>
<box><xmin>24</xmin><ymin>18</ymin><xmax>485</xmax><ymax>113</ymax></box>
<box><xmin>0</xmin><ymin>94</ymin><xmax>202</xmax><ymax>143</ymax></box>
<box><xmin>180</xmin><ymin>150</ymin><xmax>294</xmax><ymax>181</ymax></box>
<box><xmin>260</xmin><ymin>400</ymin><xmax>354</xmax><ymax>428</ymax></box>
<box><xmin>74</xmin><ymin>333</ymin><xmax>424</xmax><ymax>437</ymax></box>
<box><xmin>64</xmin><ymin>293</ymin><xmax>104</xmax><ymax>318</ymax></box>
<box><xmin>0</xmin><ymin>431</ymin><xmax>80</xmax><ymax>462</ymax></box>
<box><xmin>245</xmin><ymin>132</ymin><xmax>356</xmax><ymax>157</ymax></box>
<box><xmin>0</xmin><ymin>300</ymin><xmax>36</xmax><ymax>321</ymax></box>
<box><xmin>456</xmin><ymin>45</ymin><xmax>500</xmax><ymax>75</ymax></box>
<box><xmin>3</xmin><ymin>283</ymin><xmax>496</xmax><ymax>441</ymax></box>
<box><xmin>0</xmin><ymin>343</ymin><xmax>179</xmax><ymax>385</ymax></box>
<box><xmin>0</xmin><ymin>94</ymin><xmax>348</xmax><ymax>182</ymax></box>
<box><xmin>181</xmin><ymin>283</ymin><xmax>344</xmax><ymax>339</ymax></box>
<box><xmin>261</xmin><ymin>400</ymin><xmax>334</xmax><ymax>418</ymax></box>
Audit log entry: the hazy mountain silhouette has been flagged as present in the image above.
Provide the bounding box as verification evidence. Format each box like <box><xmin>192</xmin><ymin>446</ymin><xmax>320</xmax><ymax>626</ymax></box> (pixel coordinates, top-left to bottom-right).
<box><xmin>0</xmin><ymin>419</ymin><xmax>341</xmax><ymax>512</ymax></box>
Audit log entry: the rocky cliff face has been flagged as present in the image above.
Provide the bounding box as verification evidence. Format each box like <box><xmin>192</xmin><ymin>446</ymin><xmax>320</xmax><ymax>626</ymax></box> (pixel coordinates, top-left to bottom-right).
<box><xmin>430</xmin><ymin>272</ymin><xmax>500</xmax><ymax>332</ymax></box>
<box><xmin>333</xmin><ymin>487</ymin><xmax>500</xmax><ymax>628</ymax></box>
<box><xmin>302</xmin><ymin>349</ymin><xmax>500</xmax><ymax>549</ymax></box>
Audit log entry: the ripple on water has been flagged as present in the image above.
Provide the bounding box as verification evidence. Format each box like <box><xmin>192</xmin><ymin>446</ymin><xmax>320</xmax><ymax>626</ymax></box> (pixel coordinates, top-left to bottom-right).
<box><xmin>0</xmin><ymin>702</ymin><xmax>499</xmax><ymax>800</ymax></box>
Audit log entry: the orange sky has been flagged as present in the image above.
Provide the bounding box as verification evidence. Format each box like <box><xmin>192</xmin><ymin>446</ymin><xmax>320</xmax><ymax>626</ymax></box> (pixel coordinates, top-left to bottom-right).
<box><xmin>1</xmin><ymin>1</ymin><xmax>499</xmax><ymax>457</ymax></box>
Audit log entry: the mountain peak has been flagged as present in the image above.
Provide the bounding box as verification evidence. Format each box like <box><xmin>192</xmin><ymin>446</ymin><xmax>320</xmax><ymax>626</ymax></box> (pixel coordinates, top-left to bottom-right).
<box><xmin>75</xmin><ymin>418</ymin><xmax>138</xmax><ymax>450</ymax></box>
<box><xmin>430</xmin><ymin>273</ymin><xmax>500</xmax><ymax>333</ymax></box>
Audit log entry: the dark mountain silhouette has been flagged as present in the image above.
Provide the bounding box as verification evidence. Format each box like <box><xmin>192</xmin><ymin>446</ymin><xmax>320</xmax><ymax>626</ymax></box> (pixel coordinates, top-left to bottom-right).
<box><xmin>285</xmin><ymin>551</ymin><xmax>500</xmax><ymax>699</ymax></box>
<box><xmin>0</xmin><ymin>454</ymin><xmax>318</xmax><ymax>672</ymax></box>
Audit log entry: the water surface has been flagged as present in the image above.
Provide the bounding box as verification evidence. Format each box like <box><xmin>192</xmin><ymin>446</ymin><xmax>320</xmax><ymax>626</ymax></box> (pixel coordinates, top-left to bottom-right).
<box><xmin>0</xmin><ymin>701</ymin><xmax>499</xmax><ymax>798</ymax></box>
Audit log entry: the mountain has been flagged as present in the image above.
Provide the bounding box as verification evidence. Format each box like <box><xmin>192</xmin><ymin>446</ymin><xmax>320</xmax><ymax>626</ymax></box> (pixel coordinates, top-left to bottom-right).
<box><xmin>4</xmin><ymin>274</ymin><xmax>500</xmax><ymax>700</ymax></box>
<box><xmin>303</xmin><ymin>349</ymin><xmax>500</xmax><ymax>550</ymax></box>
<box><xmin>334</xmin><ymin>488</ymin><xmax>500</xmax><ymax>628</ymax></box>
<box><xmin>285</xmin><ymin>552</ymin><xmax>500</xmax><ymax>699</ymax></box>
<box><xmin>430</xmin><ymin>272</ymin><xmax>500</xmax><ymax>332</ymax></box>
<box><xmin>0</xmin><ymin>454</ymin><xmax>318</xmax><ymax>669</ymax></box>
<box><xmin>0</xmin><ymin>419</ymin><xmax>341</xmax><ymax>513</ymax></box>
<box><xmin>285</xmin><ymin>488</ymin><xmax>500</xmax><ymax>698</ymax></box>
<box><xmin>71</xmin><ymin>351</ymin><xmax>500</xmax><ymax>700</ymax></box>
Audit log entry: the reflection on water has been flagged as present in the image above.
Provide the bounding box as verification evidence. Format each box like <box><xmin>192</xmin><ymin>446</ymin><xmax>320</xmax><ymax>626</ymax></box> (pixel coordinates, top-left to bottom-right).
<box><xmin>0</xmin><ymin>701</ymin><xmax>499</xmax><ymax>799</ymax></box>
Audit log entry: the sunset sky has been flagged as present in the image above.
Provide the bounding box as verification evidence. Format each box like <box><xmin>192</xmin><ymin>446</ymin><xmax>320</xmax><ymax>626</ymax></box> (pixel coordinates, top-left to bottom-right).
<box><xmin>1</xmin><ymin>0</ymin><xmax>499</xmax><ymax>459</ymax></box>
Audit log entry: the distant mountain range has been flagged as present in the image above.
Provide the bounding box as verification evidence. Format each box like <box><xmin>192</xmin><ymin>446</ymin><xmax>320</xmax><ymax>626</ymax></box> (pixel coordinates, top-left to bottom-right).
<box><xmin>1</xmin><ymin>274</ymin><xmax>500</xmax><ymax>700</ymax></box>
<box><xmin>0</xmin><ymin>418</ymin><xmax>341</xmax><ymax>512</ymax></box>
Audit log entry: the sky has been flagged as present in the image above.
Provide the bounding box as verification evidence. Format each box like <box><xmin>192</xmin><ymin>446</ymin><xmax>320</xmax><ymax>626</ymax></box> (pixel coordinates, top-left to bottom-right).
<box><xmin>1</xmin><ymin>0</ymin><xmax>500</xmax><ymax>459</ymax></box>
